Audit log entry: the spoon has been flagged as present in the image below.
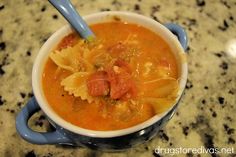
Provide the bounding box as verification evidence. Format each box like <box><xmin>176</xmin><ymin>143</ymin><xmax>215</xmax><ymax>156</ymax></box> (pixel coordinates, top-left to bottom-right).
<box><xmin>48</xmin><ymin>0</ymin><xmax>95</xmax><ymax>41</ymax></box>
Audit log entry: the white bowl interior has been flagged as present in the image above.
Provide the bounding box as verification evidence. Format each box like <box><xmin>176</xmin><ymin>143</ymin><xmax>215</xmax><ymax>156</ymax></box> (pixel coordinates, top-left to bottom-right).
<box><xmin>32</xmin><ymin>11</ymin><xmax>187</xmax><ymax>138</ymax></box>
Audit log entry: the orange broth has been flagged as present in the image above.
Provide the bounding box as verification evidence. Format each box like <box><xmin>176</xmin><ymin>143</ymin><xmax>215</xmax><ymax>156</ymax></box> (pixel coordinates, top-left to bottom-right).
<box><xmin>42</xmin><ymin>21</ymin><xmax>178</xmax><ymax>131</ymax></box>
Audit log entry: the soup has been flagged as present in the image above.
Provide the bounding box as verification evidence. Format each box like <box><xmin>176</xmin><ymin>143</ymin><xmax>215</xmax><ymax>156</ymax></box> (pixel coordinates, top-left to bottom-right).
<box><xmin>42</xmin><ymin>21</ymin><xmax>179</xmax><ymax>131</ymax></box>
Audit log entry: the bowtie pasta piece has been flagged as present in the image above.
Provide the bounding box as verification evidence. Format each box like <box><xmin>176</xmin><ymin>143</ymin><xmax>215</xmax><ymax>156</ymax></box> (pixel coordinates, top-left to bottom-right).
<box><xmin>50</xmin><ymin>43</ymin><xmax>93</xmax><ymax>72</ymax></box>
<box><xmin>61</xmin><ymin>72</ymin><xmax>96</xmax><ymax>103</ymax></box>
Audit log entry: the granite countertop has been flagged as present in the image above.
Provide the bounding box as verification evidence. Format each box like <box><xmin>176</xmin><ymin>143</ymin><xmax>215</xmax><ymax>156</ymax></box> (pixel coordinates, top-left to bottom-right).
<box><xmin>0</xmin><ymin>0</ymin><xmax>236</xmax><ymax>157</ymax></box>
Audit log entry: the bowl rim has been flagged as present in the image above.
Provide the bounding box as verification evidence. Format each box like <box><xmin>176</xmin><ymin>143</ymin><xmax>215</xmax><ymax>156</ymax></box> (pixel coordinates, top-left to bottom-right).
<box><xmin>32</xmin><ymin>11</ymin><xmax>188</xmax><ymax>138</ymax></box>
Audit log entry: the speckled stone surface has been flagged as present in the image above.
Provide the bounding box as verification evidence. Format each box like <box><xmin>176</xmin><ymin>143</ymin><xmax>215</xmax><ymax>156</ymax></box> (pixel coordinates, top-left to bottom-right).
<box><xmin>0</xmin><ymin>0</ymin><xmax>236</xmax><ymax>157</ymax></box>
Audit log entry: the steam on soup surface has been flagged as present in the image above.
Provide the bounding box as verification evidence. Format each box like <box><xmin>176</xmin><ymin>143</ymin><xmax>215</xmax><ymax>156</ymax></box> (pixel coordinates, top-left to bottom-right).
<box><xmin>42</xmin><ymin>21</ymin><xmax>179</xmax><ymax>131</ymax></box>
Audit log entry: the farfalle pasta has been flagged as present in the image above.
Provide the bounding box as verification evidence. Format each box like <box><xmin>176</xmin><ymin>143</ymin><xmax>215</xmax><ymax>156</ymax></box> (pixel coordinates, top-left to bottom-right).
<box><xmin>60</xmin><ymin>72</ymin><xmax>94</xmax><ymax>103</ymax></box>
<box><xmin>50</xmin><ymin>41</ymin><xmax>93</xmax><ymax>72</ymax></box>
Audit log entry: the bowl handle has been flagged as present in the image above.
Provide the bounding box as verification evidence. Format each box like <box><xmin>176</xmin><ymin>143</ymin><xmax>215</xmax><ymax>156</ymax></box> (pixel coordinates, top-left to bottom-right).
<box><xmin>165</xmin><ymin>23</ymin><xmax>188</xmax><ymax>51</ymax></box>
<box><xmin>15</xmin><ymin>97</ymin><xmax>73</xmax><ymax>145</ymax></box>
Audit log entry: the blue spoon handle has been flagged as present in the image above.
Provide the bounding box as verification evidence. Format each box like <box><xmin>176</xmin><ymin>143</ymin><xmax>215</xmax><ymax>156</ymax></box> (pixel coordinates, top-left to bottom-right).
<box><xmin>49</xmin><ymin>0</ymin><xmax>95</xmax><ymax>41</ymax></box>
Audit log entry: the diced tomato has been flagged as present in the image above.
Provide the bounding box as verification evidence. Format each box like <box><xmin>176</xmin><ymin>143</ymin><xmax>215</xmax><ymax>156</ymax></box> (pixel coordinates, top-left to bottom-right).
<box><xmin>87</xmin><ymin>71</ymin><xmax>109</xmax><ymax>96</ymax></box>
<box><xmin>87</xmin><ymin>59</ymin><xmax>137</xmax><ymax>100</ymax></box>
<box><xmin>107</xmin><ymin>69</ymin><xmax>131</xmax><ymax>99</ymax></box>
<box><xmin>107</xmin><ymin>42</ymin><xmax>126</xmax><ymax>57</ymax></box>
<box><xmin>107</xmin><ymin>60</ymin><xmax>137</xmax><ymax>99</ymax></box>
<box><xmin>57</xmin><ymin>33</ymin><xmax>78</xmax><ymax>50</ymax></box>
<box><xmin>114</xmin><ymin>59</ymin><xmax>132</xmax><ymax>74</ymax></box>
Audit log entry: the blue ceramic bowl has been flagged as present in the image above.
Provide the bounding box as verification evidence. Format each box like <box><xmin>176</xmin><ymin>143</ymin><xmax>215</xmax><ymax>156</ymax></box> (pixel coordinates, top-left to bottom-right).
<box><xmin>16</xmin><ymin>11</ymin><xmax>188</xmax><ymax>150</ymax></box>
